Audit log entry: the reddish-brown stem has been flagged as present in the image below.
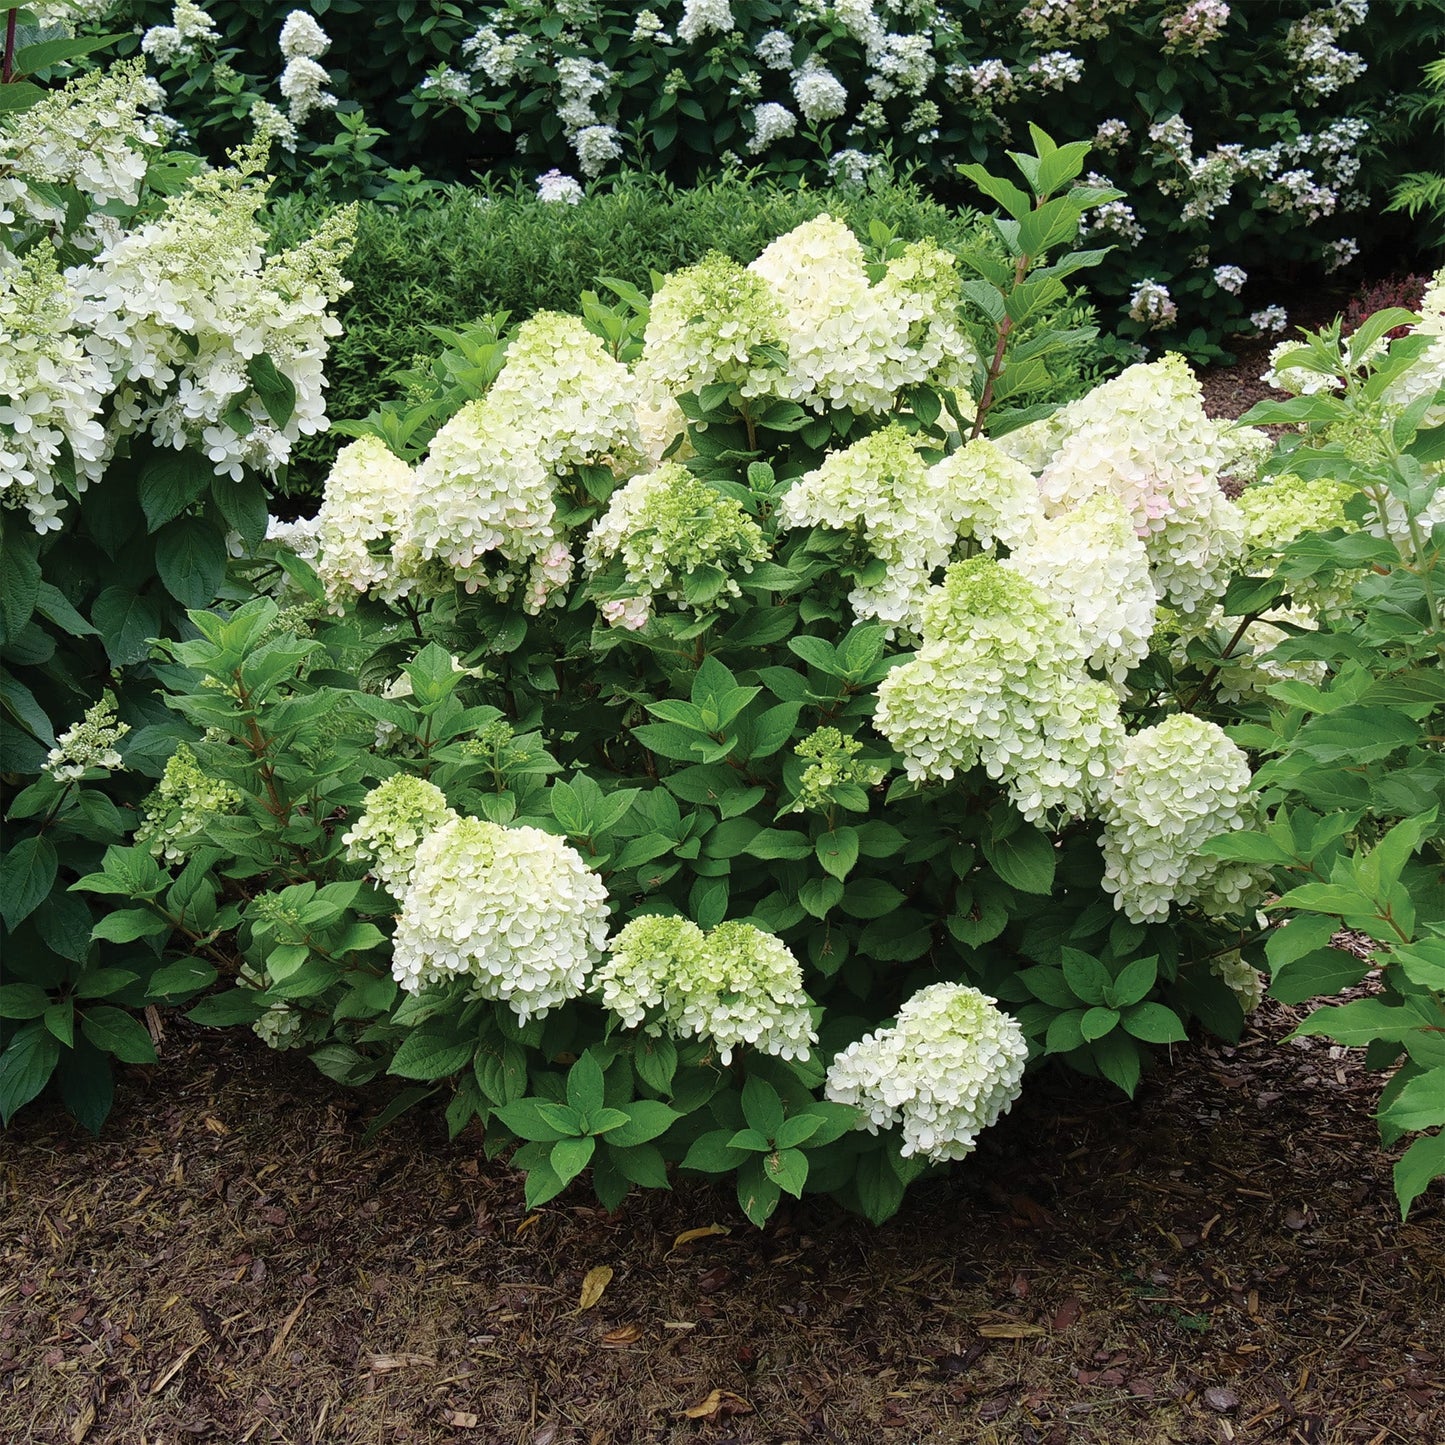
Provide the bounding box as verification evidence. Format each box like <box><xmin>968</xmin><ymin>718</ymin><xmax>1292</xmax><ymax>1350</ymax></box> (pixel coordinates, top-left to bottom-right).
<box><xmin>3</xmin><ymin>10</ymin><xmax>17</xmax><ymax>87</ymax></box>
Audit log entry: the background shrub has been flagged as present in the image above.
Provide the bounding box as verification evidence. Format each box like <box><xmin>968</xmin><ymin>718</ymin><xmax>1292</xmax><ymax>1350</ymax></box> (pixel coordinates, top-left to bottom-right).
<box><xmin>264</xmin><ymin>172</ymin><xmax>1104</xmax><ymax>502</ymax></box>
<box><xmin>83</xmin><ymin>0</ymin><xmax>1445</xmax><ymax>350</ymax></box>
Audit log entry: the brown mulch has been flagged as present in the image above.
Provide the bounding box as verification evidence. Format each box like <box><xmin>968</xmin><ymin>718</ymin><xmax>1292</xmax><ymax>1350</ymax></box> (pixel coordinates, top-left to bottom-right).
<box><xmin>2</xmin><ymin>994</ymin><xmax>1442</xmax><ymax>1445</ymax></box>
<box><xmin>6</xmin><ymin>331</ymin><xmax>1442</xmax><ymax>1445</ymax></box>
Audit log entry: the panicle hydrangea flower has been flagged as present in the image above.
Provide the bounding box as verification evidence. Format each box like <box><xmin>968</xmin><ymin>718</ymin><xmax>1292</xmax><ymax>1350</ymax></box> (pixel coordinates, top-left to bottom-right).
<box><xmin>135</xmin><ymin>744</ymin><xmax>244</xmax><ymax>864</ymax></box>
<box><xmin>73</xmin><ymin>150</ymin><xmax>355</xmax><ymax>484</ymax></box>
<box><xmin>43</xmin><ymin>694</ymin><xmax>129</xmax><ymax>782</ymax></box>
<box><xmin>249</xmin><ymin>98</ymin><xmax>299</xmax><ymax>153</ymax></box>
<box><xmin>1211</xmin><ymin>951</ymin><xmax>1266</xmax><ymax>1014</ymax></box>
<box><xmin>748</xmin><ymin>101</ymin><xmax>797</xmax><ymax>153</ymax></box>
<box><xmin>1019</xmin><ymin>0</ymin><xmax>1128</xmax><ymax>43</ymax></box>
<box><xmin>637</xmin><ymin>252</ymin><xmax>786</xmax><ymax>400</ymax></box>
<box><xmin>485</xmin><ymin>311</ymin><xmax>640</xmax><ymax>476</ymax></box>
<box><xmin>1251</xmin><ymin>305</ymin><xmax>1290</xmax><ymax>334</ymax></box>
<box><xmin>677</xmin><ymin>0</ymin><xmax>734</xmax><ymax>46</ymax></box>
<box><xmin>1098</xmin><ymin>715</ymin><xmax>1261</xmax><ymax>923</ymax></box>
<box><xmin>1239</xmin><ymin>473</ymin><xmax>1360</xmax><ymax>616</ymax></box>
<box><xmin>573</xmin><ymin>123</ymin><xmax>623</xmax><ymax>178</ymax></box>
<box><xmin>789</xmin><ymin>726</ymin><xmax>886</xmax><ymax>813</ymax></box>
<box><xmin>824</xmin><ymin>983</ymin><xmax>1028</xmax><ymax>1163</ymax></box>
<box><xmin>875</xmin><ymin>557</ymin><xmax>1122</xmax><ymax>821</ymax></box>
<box><xmin>278</xmin><ymin>9</ymin><xmax>330</xmax><ymax>60</ymax></box>
<box><xmin>929</xmin><ymin>436</ymin><xmax>1043</xmax><ymax>555</ymax></box>
<box><xmin>1031</xmin><ymin>355</ymin><xmax>1249</xmax><ymax>613</ymax></box>
<box><xmin>264</xmin><ymin>512</ymin><xmax>320</xmax><ymax>558</ymax></box>
<box><xmin>406</xmin><ymin>399</ymin><xmax>557</xmax><ymax>602</ymax></box>
<box><xmin>1007</xmin><ymin>490</ymin><xmax>1157</xmax><ymax>683</ymax></box>
<box><xmin>1094</xmin><ymin>117</ymin><xmax>1130</xmax><ymax>151</ymax></box>
<box><xmin>868</xmin><ymin>32</ymin><xmax>936</xmax><ymax>100</ymax></box>
<box><xmin>1285</xmin><ymin>7</ymin><xmax>1367</xmax><ymax>100</ymax></box>
<box><xmin>462</xmin><ymin>24</ymin><xmax>527</xmax><ymax>84</ymax></box>
<box><xmin>0</xmin><ymin>60</ymin><xmax>166</xmax><ymax>241</ymax></box>
<box><xmin>596</xmin><ymin>916</ymin><xmax>816</xmax><ymax>1065</ymax></box>
<box><xmin>0</xmin><ymin>249</ymin><xmax>111</xmax><ymax>530</ymax></box>
<box><xmin>1127</xmin><ymin>279</ymin><xmax>1178</xmax><ymax>329</ymax></box>
<box><xmin>315</xmin><ymin>436</ymin><xmax>417</xmax><ymax>606</ymax></box>
<box><xmin>792</xmin><ymin>57</ymin><xmax>848</xmax><ymax>125</ymax></box>
<box><xmin>390</xmin><ymin>817</ymin><xmax>609</xmax><ymax>1020</ymax></box>
<box><xmin>344</xmin><ymin>775</ymin><xmax>457</xmax><ymax>897</ymax></box>
<box><xmin>143</xmin><ymin>3</ymin><xmax>221</xmax><ymax>64</ymax></box>
<box><xmin>748</xmin><ymin>217</ymin><xmax>976</xmax><ymax>414</ymax></box>
<box><xmin>1323</xmin><ymin>237</ymin><xmax>1359</xmax><ymax>272</ymax></box>
<box><xmin>536</xmin><ymin>169</ymin><xmax>584</xmax><ymax>203</ymax></box>
<box><xmin>631</xmin><ymin>11</ymin><xmax>670</xmax><ymax>43</ymax></box>
<box><xmin>278</xmin><ymin>56</ymin><xmax>336</xmax><ymax>125</ymax></box>
<box><xmin>755</xmin><ymin>30</ymin><xmax>794</xmax><ymax>69</ymax></box>
<box><xmin>583</xmin><ymin>461</ymin><xmax>768</xmax><ymax>625</ymax></box>
<box><xmin>778</xmin><ymin>425</ymin><xmax>950</xmax><ymax>633</ymax></box>
<box><xmin>1024</xmin><ymin>50</ymin><xmax>1085</xmax><ymax>91</ymax></box>
<box><xmin>826</xmin><ymin>148</ymin><xmax>880</xmax><ymax>189</ymax></box>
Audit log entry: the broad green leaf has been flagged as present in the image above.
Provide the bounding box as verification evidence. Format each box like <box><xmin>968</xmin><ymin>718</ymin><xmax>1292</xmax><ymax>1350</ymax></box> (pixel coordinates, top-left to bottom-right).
<box><xmin>387</xmin><ymin>1028</ymin><xmax>473</xmax><ymax>1080</ymax></box>
<box><xmin>550</xmin><ymin>1133</ymin><xmax>596</xmax><ymax>1186</ymax></box>
<box><xmin>1268</xmin><ymin>948</ymin><xmax>1369</xmax><ymax>1005</ymax></box>
<box><xmin>1288</xmin><ymin>997</ymin><xmax>1424</xmax><ymax>1047</ymax></box>
<box><xmin>680</xmin><ymin>1128</ymin><xmax>748</xmax><ymax>1174</ymax></box>
<box><xmin>982</xmin><ymin>824</ymin><xmax>1056</xmax><ymax>894</ymax></box>
<box><xmin>764</xmin><ymin>1147</ymin><xmax>809</xmax><ymax>1198</ymax></box>
<box><xmin>1121</xmin><ymin>1002</ymin><xmax>1188</xmax><ymax>1044</ymax></box>
<box><xmin>0</xmin><ymin>835</ymin><xmax>56</xmax><ymax>930</ymax></box>
<box><xmin>493</xmin><ymin>1097</ymin><xmax>570</xmax><ymax>1142</ymax></box>
<box><xmin>1091</xmin><ymin>1031</ymin><xmax>1141</xmax><ymax>1097</ymax></box>
<box><xmin>606</xmin><ymin>1099</ymin><xmax>680</xmax><ymax>1148</ymax></box>
<box><xmin>1379</xmin><ymin>1068</ymin><xmax>1445</xmax><ymax>1134</ymax></box>
<box><xmin>0</xmin><ymin>1023</ymin><xmax>60</xmax><ymax>1124</ymax></box>
<box><xmin>1080</xmin><ymin>1006</ymin><xmax>1119</xmax><ymax>1042</ymax></box>
<box><xmin>80</xmin><ymin>1005</ymin><xmax>157</xmax><ymax>1064</ymax></box>
<box><xmin>1394</xmin><ymin>1130</ymin><xmax>1445</xmax><ymax>1218</ymax></box>
<box><xmin>1111</xmin><ymin>955</ymin><xmax>1157</xmax><ymax>1008</ymax></box>
<box><xmin>156</xmin><ymin>516</ymin><xmax>227</xmax><ymax>609</ymax></box>
<box><xmin>816</xmin><ymin>826</ymin><xmax>859</xmax><ymax>882</ymax></box>
<box><xmin>566</xmin><ymin>1050</ymin><xmax>607</xmax><ymax>1116</ymax></box>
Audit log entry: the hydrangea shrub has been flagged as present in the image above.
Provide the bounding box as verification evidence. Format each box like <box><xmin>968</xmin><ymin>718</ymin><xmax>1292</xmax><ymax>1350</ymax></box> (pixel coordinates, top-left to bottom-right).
<box><xmin>26</xmin><ymin>134</ymin><xmax>1303</xmax><ymax>1226</ymax></box>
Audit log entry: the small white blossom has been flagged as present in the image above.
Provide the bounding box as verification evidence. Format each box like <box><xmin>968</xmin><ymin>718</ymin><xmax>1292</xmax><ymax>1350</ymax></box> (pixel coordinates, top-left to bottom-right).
<box><xmin>278</xmin><ymin>10</ymin><xmax>330</xmax><ymax>61</ymax></box>
<box><xmin>43</xmin><ymin>695</ymin><xmax>129</xmax><ymax>782</ymax></box>
<box><xmin>1213</xmin><ymin>264</ymin><xmax>1248</xmax><ymax>295</ymax></box>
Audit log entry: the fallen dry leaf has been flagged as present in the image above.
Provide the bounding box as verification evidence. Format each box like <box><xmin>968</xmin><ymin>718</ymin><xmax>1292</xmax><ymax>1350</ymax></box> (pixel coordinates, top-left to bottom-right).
<box><xmin>367</xmin><ymin>1353</ymin><xmax>438</xmax><ymax>1373</ymax></box>
<box><xmin>515</xmin><ymin>1214</ymin><xmax>541</xmax><ymax>1236</ymax></box>
<box><xmin>669</xmin><ymin>1223</ymin><xmax>730</xmax><ymax>1253</ymax></box>
<box><xmin>977</xmin><ymin>1322</ymin><xmax>1047</xmax><ymax>1339</ymax></box>
<box><xmin>443</xmin><ymin>1409</ymin><xmax>479</xmax><ymax>1428</ymax></box>
<box><xmin>579</xmin><ymin>1265</ymin><xmax>614</xmax><ymax>1310</ymax></box>
<box><xmin>202</xmin><ymin>1117</ymin><xmax>229</xmax><ymax>1136</ymax></box>
<box><xmin>69</xmin><ymin>1400</ymin><xmax>96</xmax><ymax>1444</ymax></box>
<box><xmin>680</xmin><ymin>1388</ymin><xmax>753</xmax><ymax>1421</ymax></box>
<box><xmin>601</xmin><ymin>1322</ymin><xmax>643</xmax><ymax>1347</ymax></box>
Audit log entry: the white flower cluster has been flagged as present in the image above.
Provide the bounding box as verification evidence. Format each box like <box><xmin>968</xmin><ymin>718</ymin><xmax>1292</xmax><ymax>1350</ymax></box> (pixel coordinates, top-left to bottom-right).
<box><xmin>343</xmin><ymin>773</ymin><xmax>456</xmax><ymax>896</ymax></box>
<box><xmin>1025</xmin><ymin>354</ymin><xmax>1251</xmax><ymax>615</ymax></box>
<box><xmin>389</xmin><ymin>816</ymin><xmax>610</xmax><ymax>1019</ymax></box>
<box><xmin>1024</xmin><ymin>50</ymin><xmax>1085</xmax><ymax>92</ymax></box>
<box><xmin>276</xmin><ymin>9</ymin><xmax>335</xmax><ymax>125</ymax></box>
<box><xmin>677</xmin><ymin>0</ymin><xmax>734</xmax><ymax>46</ymax></box>
<box><xmin>462</xmin><ymin>24</ymin><xmax>527</xmax><ymax>84</ymax></box>
<box><xmin>279</xmin><ymin>9</ymin><xmax>330</xmax><ymax>60</ymax></box>
<box><xmin>1081</xmin><ymin>174</ymin><xmax>1144</xmax><ymax>246</ymax></box>
<box><xmin>536</xmin><ymin>169</ymin><xmax>584</xmax><ymax>204</ymax></box>
<box><xmin>311</xmin><ymin>437</ymin><xmax>416</xmax><ymax>605</ymax></box>
<box><xmin>1211</xmin><ymin>951</ymin><xmax>1266</xmax><ymax>1014</ymax></box>
<box><xmin>755</xmin><ymin>30</ymin><xmax>794</xmax><ymax>69</ymax></box>
<box><xmin>1127</xmin><ymin>278</ymin><xmax>1177</xmax><ymax>329</ymax></box>
<box><xmin>792</xmin><ymin>57</ymin><xmax>848</xmax><ymax>126</ymax></box>
<box><xmin>874</xmin><ymin>557</ymin><xmax>1123</xmax><ymax>823</ymax></box>
<box><xmin>596</xmin><ymin>915</ymin><xmax>817</xmax><ymax>1065</ymax></box>
<box><xmin>0</xmin><ymin>61</ymin><xmax>166</xmax><ymax>247</ymax></box>
<box><xmin>1285</xmin><ymin>3</ymin><xmax>1367</xmax><ymax>101</ymax></box>
<box><xmin>135</xmin><ymin>744</ymin><xmax>243</xmax><ymax>863</ymax></box>
<box><xmin>1161</xmin><ymin>0</ymin><xmax>1230</xmax><ymax>55</ymax></box>
<box><xmin>827</xmin><ymin>148</ymin><xmax>880</xmax><ymax>188</ymax></box>
<box><xmin>43</xmin><ymin>694</ymin><xmax>129</xmax><ymax>783</ymax></box>
<box><xmin>638</xmin><ymin>252</ymin><xmax>785</xmax><ymax>400</ymax></box>
<box><xmin>1251</xmin><ymin>305</ymin><xmax>1290</xmax><ymax>334</ymax></box>
<box><xmin>824</xmin><ymin>983</ymin><xmax>1028</xmax><ymax>1163</ymax></box>
<box><xmin>1213</xmin><ymin>264</ymin><xmax>1248</xmax><ymax>295</ymax></box>
<box><xmin>1094</xmin><ymin>117</ymin><xmax>1130</xmax><ymax>151</ymax></box>
<box><xmin>748</xmin><ymin>216</ymin><xmax>976</xmax><ymax>414</ymax></box>
<box><xmin>582</xmin><ymin>462</ymin><xmax>768</xmax><ymax>628</ymax></box>
<box><xmin>952</xmin><ymin>58</ymin><xmax>1016</xmax><ymax>113</ymax></box>
<box><xmin>1239</xmin><ymin>472</ymin><xmax>1360</xmax><ymax>616</ymax></box>
<box><xmin>1322</xmin><ymin>236</ymin><xmax>1359</xmax><ymax>272</ymax></box>
<box><xmin>749</xmin><ymin>101</ymin><xmax>797</xmax><ymax>153</ymax></box>
<box><xmin>1008</xmin><ymin>491</ymin><xmax>1157</xmax><ymax>684</ymax></box>
<box><xmin>779</xmin><ymin>428</ymin><xmax>1041</xmax><ymax>636</ymax></box>
<box><xmin>1018</xmin><ymin>0</ymin><xmax>1127</xmax><ymax>44</ymax></box>
<box><xmin>141</xmin><ymin>1</ymin><xmax>222</xmax><ymax>67</ymax></box>
<box><xmin>1098</xmin><ymin>715</ymin><xmax>1261</xmax><ymax>923</ymax></box>
<box><xmin>402</xmin><ymin>313</ymin><xmax>637</xmax><ymax>608</ymax></box>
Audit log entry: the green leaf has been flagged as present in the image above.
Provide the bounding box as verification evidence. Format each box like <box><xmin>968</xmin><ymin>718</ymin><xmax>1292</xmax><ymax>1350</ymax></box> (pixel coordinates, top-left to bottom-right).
<box><xmin>736</xmin><ymin>1155</ymin><xmax>782</xmax><ymax>1227</ymax></box>
<box><xmin>387</xmin><ymin>1027</ymin><xmax>473</xmax><ymax>1081</ymax></box>
<box><xmin>1080</xmin><ymin>1006</ymin><xmax>1119</xmax><ymax>1042</ymax></box>
<box><xmin>1288</xmin><ymin>998</ymin><xmax>1423</xmax><ymax>1047</ymax></box>
<box><xmin>727</xmin><ymin>1127</ymin><xmax>773</xmax><ymax>1153</ymax></box>
<box><xmin>764</xmin><ymin>1147</ymin><xmax>809</xmax><ymax>1198</ymax></box>
<box><xmin>0</xmin><ymin>834</ymin><xmax>56</xmax><ymax>930</ymax></box>
<box><xmin>566</xmin><ymin>1049</ymin><xmax>607</xmax><ymax>1116</ymax></box>
<box><xmin>633</xmin><ymin>1035</ymin><xmax>677</xmax><ymax>1094</ymax></box>
<box><xmin>798</xmin><ymin>875</ymin><xmax>844</xmax><ymax>919</ymax></box>
<box><xmin>1269</xmin><ymin>948</ymin><xmax>1369</xmax><ymax>1005</ymax></box>
<box><xmin>156</xmin><ymin>516</ymin><xmax>227</xmax><ymax>609</ymax></box>
<box><xmin>0</xmin><ymin>1023</ymin><xmax>59</xmax><ymax>1125</ymax></box>
<box><xmin>775</xmin><ymin>1113</ymin><xmax>823</xmax><ymax>1149</ymax></box>
<box><xmin>742</xmin><ymin>1075</ymin><xmax>785</xmax><ymax>1137</ymax></box>
<box><xmin>0</xmin><ymin>82</ymin><xmax>45</xmax><ymax>114</ymax></box>
<box><xmin>57</xmin><ymin>1038</ymin><xmax>114</xmax><ymax>1136</ymax></box>
<box><xmin>493</xmin><ymin>1097</ymin><xmax>569</xmax><ymax>1143</ymax></box>
<box><xmin>14</xmin><ymin>33</ymin><xmax>127</xmax><ymax>73</ymax></box>
<box><xmin>0</xmin><ymin>983</ymin><xmax>51</xmax><ymax>1019</ymax></box>
<box><xmin>91</xmin><ymin>908</ymin><xmax>169</xmax><ymax>944</ymax></box>
<box><xmin>147</xmin><ymin>958</ymin><xmax>219</xmax><ymax>999</ymax></box>
<box><xmin>744</xmin><ymin>829</ymin><xmax>813</xmax><ymax>861</ymax></box>
<box><xmin>816</xmin><ymin>826</ymin><xmax>859</xmax><ymax>882</ymax></box>
<box><xmin>1394</xmin><ymin>1130</ymin><xmax>1445</xmax><ymax>1218</ymax></box>
<box><xmin>606</xmin><ymin>1099</ymin><xmax>680</xmax><ymax>1148</ymax></box>
<box><xmin>982</xmin><ymin>825</ymin><xmax>1056</xmax><ymax>894</ymax></box>
<box><xmin>680</xmin><ymin>1128</ymin><xmax>748</xmax><ymax>1174</ymax></box>
<box><xmin>0</xmin><ymin>535</ymin><xmax>40</xmax><ymax>638</ymax></box>
<box><xmin>1122</xmin><ymin>1002</ymin><xmax>1188</xmax><ymax>1044</ymax></box>
<box><xmin>1111</xmin><ymin>956</ymin><xmax>1157</xmax><ymax>1008</ymax></box>
<box><xmin>187</xmin><ymin>988</ymin><xmax>267</xmax><ymax>1026</ymax></box>
<box><xmin>609</xmin><ymin>1142</ymin><xmax>670</xmax><ymax>1189</ymax></box>
<box><xmin>139</xmin><ymin>447</ymin><xmax>211</xmax><ymax>532</ymax></box>
<box><xmin>1045</xmin><ymin>1009</ymin><xmax>1086</xmax><ymax>1054</ymax></box>
<box><xmin>212</xmin><ymin>474</ymin><xmax>269</xmax><ymax>553</ymax></box>
<box><xmin>1060</xmin><ymin>949</ymin><xmax>1110</xmax><ymax>1007</ymax></box>
<box><xmin>522</xmin><ymin>1158</ymin><xmax>567</xmax><ymax>1208</ymax></box>
<box><xmin>91</xmin><ymin>587</ymin><xmax>163</xmax><ymax>667</ymax></box>
<box><xmin>73</xmin><ymin>968</ymin><xmax>140</xmax><ymax>999</ymax></box>
<box><xmin>1091</xmin><ymin>1031</ymin><xmax>1141</xmax><ymax>1097</ymax></box>
<box><xmin>1380</xmin><ymin>1069</ymin><xmax>1445</xmax><ymax>1134</ymax></box>
<box><xmin>247</xmin><ymin>353</ymin><xmax>298</xmax><ymax>429</ymax></box>
<box><xmin>43</xmin><ymin>999</ymin><xmax>74</xmax><ymax>1048</ymax></box>
<box><xmin>853</xmin><ymin>1149</ymin><xmax>906</xmax><ymax>1225</ymax></box>
<box><xmin>550</xmin><ymin>1133</ymin><xmax>596</xmax><ymax>1186</ymax></box>
<box><xmin>80</xmin><ymin>1005</ymin><xmax>157</xmax><ymax>1064</ymax></box>
<box><xmin>1292</xmin><ymin>707</ymin><xmax>1420</xmax><ymax>764</ymax></box>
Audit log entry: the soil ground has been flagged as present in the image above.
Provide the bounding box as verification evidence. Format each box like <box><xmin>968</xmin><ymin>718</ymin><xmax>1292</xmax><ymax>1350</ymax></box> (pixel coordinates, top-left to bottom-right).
<box><xmin>4</xmin><ymin>310</ymin><xmax>1443</xmax><ymax>1445</ymax></box>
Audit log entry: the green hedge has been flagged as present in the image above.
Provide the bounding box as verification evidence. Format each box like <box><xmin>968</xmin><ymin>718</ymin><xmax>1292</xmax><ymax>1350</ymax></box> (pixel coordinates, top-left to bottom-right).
<box><xmin>265</xmin><ymin>173</ymin><xmax>1103</xmax><ymax>502</ymax></box>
